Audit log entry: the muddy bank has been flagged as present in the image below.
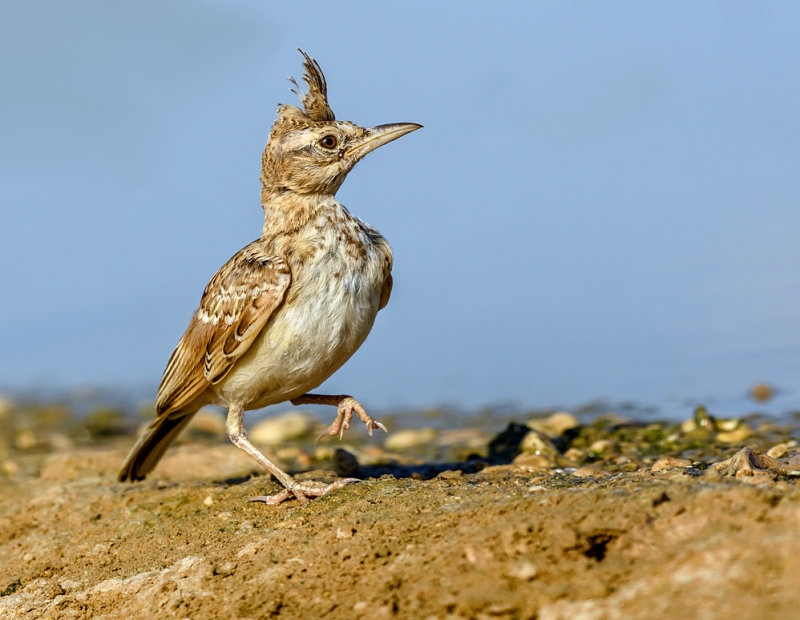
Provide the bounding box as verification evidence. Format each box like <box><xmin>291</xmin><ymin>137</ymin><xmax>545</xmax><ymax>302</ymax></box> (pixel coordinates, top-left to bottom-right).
<box><xmin>1</xmin><ymin>403</ymin><xmax>799</xmax><ymax>618</ymax></box>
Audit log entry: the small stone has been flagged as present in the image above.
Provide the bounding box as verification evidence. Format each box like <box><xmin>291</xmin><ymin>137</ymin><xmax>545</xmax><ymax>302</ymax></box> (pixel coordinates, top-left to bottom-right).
<box><xmin>573</xmin><ymin>464</ymin><xmax>605</xmax><ymax>478</ymax></box>
<box><xmin>750</xmin><ymin>382</ymin><xmax>774</xmax><ymax>402</ymax></box>
<box><xmin>353</xmin><ymin>601</ymin><xmax>368</xmax><ymax>611</ymax></box>
<box><xmin>527</xmin><ymin>412</ymin><xmax>579</xmax><ymax>438</ymax></box>
<box><xmin>237</xmin><ymin>541</ymin><xmax>261</xmax><ymax>558</ymax></box>
<box><xmin>713</xmin><ymin>447</ymin><xmax>782</xmax><ymax>477</ymax></box>
<box><xmin>1</xmin><ymin>460</ymin><xmax>19</xmax><ymax>475</ymax></box>
<box><xmin>563</xmin><ymin>447</ymin><xmax>586</xmax><ymax>463</ymax></box>
<box><xmin>203</xmin><ymin>495</ymin><xmax>214</xmax><ymax>506</ymax></box>
<box><xmin>214</xmin><ymin>561</ymin><xmax>237</xmax><ymax>576</ymax></box>
<box><xmin>505</xmin><ymin>561</ymin><xmax>537</xmax><ymax>580</ymax></box>
<box><xmin>787</xmin><ymin>454</ymin><xmax>800</xmax><ymax>468</ymax></box>
<box><xmin>717</xmin><ymin>426</ymin><xmax>752</xmax><ymax>443</ymax></box>
<box><xmin>276</xmin><ymin>446</ymin><xmax>303</xmax><ymax>461</ymax></box>
<box><xmin>651</xmin><ymin>457</ymin><xmax>691</xmax><ymax>472</ymax></box>
<box><xmin>47</xmin><ymin>433</ymin><xmax>73</xmax><ymax>451</ymax></box>
<box><xmin>336</xmin><ymin>527</ymin><xmax>355</xmax><ymax>539</ymax></box>
<box><xmin>436</xmin><ymin>428</ymin><xmax>490</xmax><ymax>448</ymax></box>
<box><xmin>520</xmin><ymin>430</ymin><xmax>559</xmax><ymax>462</ymax></box>
<box><xmin>463</xmin><ymin>544</ymin><xmax>493</xmax><ymax>565</ymax></box>
<box><xmin>589</xmin><ymin>439</ymin><xmax>620</xmax><ymax>457</ymax></box>
<box><xmin>59</xmin><ymin>579</ymin><xmax>81</xmax><ymax>592</ymax></box>
<box><xmin>384</xmin><ymin>428</ymin><xmax>437</xmax><ymax>451</ymax></box>
<box><xmin>513</xmin><ymin>453</ymin><xmax>553</xmax><ymax>468</ymax></box>
<box><xmin>680</xmin><ymin>418</ymin><xmax>696</xmax><ymax>433</ymax></box>
<box><xmin>333</xmin><ymin>448</ymin><xmax>359</xmax><ymax>477</ymax></box>
<box><xmin>716</xmin><ymin>418</ymin><xmax>742</xmax><ymax>432</ymax></box>
<box><xmin>250</xmin><ymin>411</ymin><xmax>316</xmax><ymax>445</ymax></box>
<box><xmin>14</xmin><ymin>429</ymin><xmax>38</xmax><ymax>450</ymax></box>
<box><xmin>488</xmin><ymin>423</ymin><xmax>531</xmax><ymax>461</ymax></box>
<box><xmin>436</xmin><ymin>469</ymin><xmax>463</xmax><ymax>479</ymax></box>
<box><xmin>767</xmin><ymin>443</ymin><xmax>788</xmax><ymax>459</ymax></box>
<box><xmin>474</xmin><ymin>464</ymin><xmax>519</xmax><ymax>479</ymax></box>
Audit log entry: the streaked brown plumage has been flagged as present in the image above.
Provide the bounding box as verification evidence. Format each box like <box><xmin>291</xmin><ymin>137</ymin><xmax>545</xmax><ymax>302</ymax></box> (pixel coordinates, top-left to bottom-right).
<box><xmin>118</xmin><ymin>50</ymin><xmax>420</xmax><ymax>504</ymax></box>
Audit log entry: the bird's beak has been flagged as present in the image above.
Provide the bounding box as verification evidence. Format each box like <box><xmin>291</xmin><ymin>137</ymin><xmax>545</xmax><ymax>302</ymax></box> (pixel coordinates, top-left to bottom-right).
<box><xmin>347</xmin><ymin>122</ymin><xmax>422</xmax><ymax>161</ymax></box>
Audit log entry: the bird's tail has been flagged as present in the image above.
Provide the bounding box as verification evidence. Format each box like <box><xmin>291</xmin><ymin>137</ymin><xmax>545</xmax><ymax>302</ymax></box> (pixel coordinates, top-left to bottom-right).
<box><xmin>117</xmin><ymin>407</ymin><xmax>200</xmax><ymax>482</ymax></box>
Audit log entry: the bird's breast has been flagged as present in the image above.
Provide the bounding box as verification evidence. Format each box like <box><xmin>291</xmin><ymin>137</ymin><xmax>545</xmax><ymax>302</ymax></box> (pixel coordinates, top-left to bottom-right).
<box><xmin>212</xmin><ymin>216</ymin><xmax>389</xmax><ymax>409</ymax></box>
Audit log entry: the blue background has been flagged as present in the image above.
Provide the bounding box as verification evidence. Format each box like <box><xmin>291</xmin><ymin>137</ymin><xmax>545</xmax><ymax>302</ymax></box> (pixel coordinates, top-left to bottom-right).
<box><xmin>2</xmin><ymin>2</ymin><xmax>799</xmax><ymax>415</ymax></box>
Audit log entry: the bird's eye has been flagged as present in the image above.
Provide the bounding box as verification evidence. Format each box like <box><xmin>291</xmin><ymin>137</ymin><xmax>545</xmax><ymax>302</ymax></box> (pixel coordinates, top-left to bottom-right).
<box><xmin>319</xmin><ymin>135</ymin><xmax>338</xmax><ymax>149</ymax></box>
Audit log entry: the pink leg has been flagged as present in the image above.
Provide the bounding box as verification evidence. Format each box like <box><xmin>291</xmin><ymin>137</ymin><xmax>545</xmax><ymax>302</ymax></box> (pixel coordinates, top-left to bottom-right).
<box><xmin>291</xmin><ymin>393</ymin><xmax>388</xmax><ymax>440</ymax></box>
<box><xmin>226</xmin><ymin>404</ymin><xmax>358</xmax><ymax>505</ymax></box>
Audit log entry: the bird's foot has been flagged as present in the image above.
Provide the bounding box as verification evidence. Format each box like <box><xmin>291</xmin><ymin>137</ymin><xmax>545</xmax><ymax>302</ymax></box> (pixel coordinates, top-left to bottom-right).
<box><xmin>316</xmin><ymin>397</ymin><xmax>388</xmax><ymax>441</ymax></box>
<box><xmin>248</xmin><ymin>477</ymin><xmax>360</xmax><ymax>505</ymax></box>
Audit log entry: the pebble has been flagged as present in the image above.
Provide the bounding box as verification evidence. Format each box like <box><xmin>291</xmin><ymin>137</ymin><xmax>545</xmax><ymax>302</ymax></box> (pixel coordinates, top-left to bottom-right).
<box><xmin>505</xmin><ymin>561</ymin><xmax>538</xmax><ymax>581</ymax></box>
<box><xmin>1</xmin><ymin>460</ymin><xmax>19</xmax><ymax>475</ymax></box>
<box><xmin>59</xmin><ymin>579</ymin><xmax>82</xmax><ymax>592</ymax></box>
<box><xmin>436</xmin><ymin>428</ymin><xmax>489</xmax><ymax>448</ymax></box>
<box><xmin>333</xmin><ymin>448</ymin><xmax>359</xmax><ymax>477</ymax></box>
<box><xmin>512</xmin><ymin>453</ymin><xmax>554</xmax><ymax>468</ymax></box>
<box><xmin>526</xmin><ymin>412</ymin><xmax>580</xmax><ymax>438</ymax></box>
<box><xmin>750</xmin><ymin>382</ymin><xmax>774</xmax><ymax>402</ymax></box>
<box><xmin>589</xmin><ymin>439</ymin><xmax>620</xmax><ymax>457</ymax></box>
<box><xmin>276</xmin><ymin>446</ymin><xmax>303</xmax><ymax>461</ymax></box>
<box><xmin>336</xmin><ymin>526</ymin><xmax>355</xmax><ymax>539</ymax></box>
<box><xmin>48</xmin><ymin>433</ymin><xmax>73</xmax><ymax>451</ymax></box>
<box><xmin>563</xmin><ymin>447</ymin><xmax>587</xmax><ymax>463</ymax></box>
<box><xmin>573</xmin><ymin>464</ymin><xmax>607</xmax><ymax>478</ymax></box>
<box><xmin>766</xmin><ymin>443</ymin><xmax>788</xmax><ymax>459</ymax></box>
<box><xmin>214</xmin><ymin>561</ymin><xmax>237</xmax><ymax>576</ymax></box>
<box><xmin>14</xmin><ymin>429</ymin><xmax>38</xmax><ymax>450</ymax></box>
<box><xmin>520</xmin><ymin>429</ymin><xmax>559</xmax><ymax>461</ymax></box>
<box><xmin>384</xmin><ymin>428</ymin><xmax>437</xmax><ymax>451</ymax></box>
<box><xmin>716</xmin><ymin>426</ymin><xmax>752</xmax><ymax>443</ymax></box>
<box><xmin>651</xmin><ymin>457</ymin><xmax>691</xmax><ymax>472</ymax></box>
<box><xmin>250</xmin><ymin>411</ymin><xmax>317</xmax><ymax>445</ymax></box>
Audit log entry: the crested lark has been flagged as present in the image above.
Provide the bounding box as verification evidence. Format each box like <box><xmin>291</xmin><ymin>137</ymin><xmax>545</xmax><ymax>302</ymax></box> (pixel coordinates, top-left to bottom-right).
<box><xmin>118</xmin><ymin>51</ymin><xmax>420</xmax><ymax>504</ymax></box>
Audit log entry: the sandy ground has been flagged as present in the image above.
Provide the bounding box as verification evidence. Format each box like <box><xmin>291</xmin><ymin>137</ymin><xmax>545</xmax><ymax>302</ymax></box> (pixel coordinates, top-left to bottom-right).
<box><xmin>1</xmin><ymin>406</ymin><xmax>799</xmax><ymax>619</ymax></box>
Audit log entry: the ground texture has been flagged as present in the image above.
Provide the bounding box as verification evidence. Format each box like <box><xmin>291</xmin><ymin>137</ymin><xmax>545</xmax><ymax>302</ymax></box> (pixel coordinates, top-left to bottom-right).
<box><xmin>1</xmin><ymin>404</ymin><xmax>798</xmax><ymax>619</ymax></box>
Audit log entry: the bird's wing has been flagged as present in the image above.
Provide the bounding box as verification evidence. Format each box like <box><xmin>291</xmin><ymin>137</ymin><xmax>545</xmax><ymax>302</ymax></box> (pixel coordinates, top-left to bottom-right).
<box><xmin>155</xmin><ymin>242</ymin><xmax>291</xmax><ymax>416</ymax></box>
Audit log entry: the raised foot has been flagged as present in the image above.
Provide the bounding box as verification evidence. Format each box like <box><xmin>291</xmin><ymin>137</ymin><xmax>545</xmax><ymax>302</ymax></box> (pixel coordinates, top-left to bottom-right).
<box><xmin>316</xmin><ymin>397</ymin><xmax>388</xmax><ymax>442</ymax></box>
<box><xmin>248</xmin><ymin>477</ymin><xmax>360</xmax><ymax>505</ymax></box>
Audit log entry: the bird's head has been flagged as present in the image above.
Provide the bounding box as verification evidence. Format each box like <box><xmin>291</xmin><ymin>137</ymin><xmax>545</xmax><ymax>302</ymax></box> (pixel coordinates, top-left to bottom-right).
<box><xmin>260</xmin><ymin>50</ymin><xmax>421</xmax><ymax>197</ymax></box>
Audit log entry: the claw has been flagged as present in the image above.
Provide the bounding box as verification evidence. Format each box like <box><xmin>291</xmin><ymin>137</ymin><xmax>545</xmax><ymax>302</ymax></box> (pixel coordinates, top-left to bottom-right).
<box><xmin>314</xmin><ymin>396</ymin><xmax>388</xmax><ymax>441</ymax></box>
<box><xmin>248</xmin><ymin>478</ymin><xmax>360</xmax><ymax>505</ymax></box>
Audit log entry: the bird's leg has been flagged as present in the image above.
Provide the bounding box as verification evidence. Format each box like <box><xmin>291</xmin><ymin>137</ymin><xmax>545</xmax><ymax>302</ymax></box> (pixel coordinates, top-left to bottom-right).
<box><xmin>290</xmin><ymin>393</ymin><xmax>388</xmax><ymax>441</ymax></box>
<box><xmin>226</xmin><ymin>404</ymin><xmax>358</xmax><ymax>504</ymax></box>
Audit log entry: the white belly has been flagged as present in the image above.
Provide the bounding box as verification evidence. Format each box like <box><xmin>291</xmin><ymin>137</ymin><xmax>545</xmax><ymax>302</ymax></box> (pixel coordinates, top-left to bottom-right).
<box><xmin>211</xmin><ymin>248</ymin><xmax>384</xmax><ymax>410</ymax></box>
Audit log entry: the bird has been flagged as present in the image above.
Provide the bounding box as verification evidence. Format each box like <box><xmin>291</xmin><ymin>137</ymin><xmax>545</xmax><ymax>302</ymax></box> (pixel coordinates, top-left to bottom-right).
<box><xmin>118</xmin><ymin>50</ymin><xmax>421</xmax><ymax>504</ymax></box>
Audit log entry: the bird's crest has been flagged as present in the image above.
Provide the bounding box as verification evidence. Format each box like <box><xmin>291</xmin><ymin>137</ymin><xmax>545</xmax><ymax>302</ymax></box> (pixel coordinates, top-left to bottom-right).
<box><xmin>288</xmin><ymin>49</ymin><xmax>335</xmax><ymax>122</ymax></box>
